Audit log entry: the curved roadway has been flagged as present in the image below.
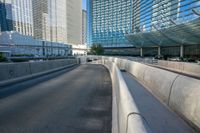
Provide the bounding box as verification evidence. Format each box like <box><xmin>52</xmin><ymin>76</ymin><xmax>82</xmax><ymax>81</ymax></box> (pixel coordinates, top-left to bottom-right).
<box><xmin>0</xmin><ymin>64</ymin><xmax>112</xmax><ymax>133</ymax></box>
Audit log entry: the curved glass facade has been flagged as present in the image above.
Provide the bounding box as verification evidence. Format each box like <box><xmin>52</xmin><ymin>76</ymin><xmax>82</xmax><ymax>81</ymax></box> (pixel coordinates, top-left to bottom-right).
<box><xmin>132</xmin><ymin>0</ymin><xmax>200</xmax><ymax>33</ymax></box>
<box><xmin>127</xmin><ymin>0</ymin><xmax>200</xmax><ymax>47</ymax></box>
<box><xmin>88</xmin><ymin>0</ymin><xmax>200</xmax><ymax>48</ymax></box>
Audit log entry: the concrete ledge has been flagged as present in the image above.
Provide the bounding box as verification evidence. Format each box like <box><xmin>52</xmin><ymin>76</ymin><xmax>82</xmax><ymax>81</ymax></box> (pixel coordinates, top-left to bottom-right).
<box><xmin>81</xmin><ymin>56</ymin><xmax>200</xmax><ymax>131</ymax></box>
<box><xmin>127</xmin><ymin>114</ymin><xmax>151</xmax><ymax>133</ymax></box>
<box><xmin>0</xmin><ymin>59</ymin><xmax>78</xmax><ymax>82</ymax></box>
<box><xmin>115</xmin><ymin>59</ymin><xmax>178</xmax><ymax>104</ymax></box>
<box><xmin>101</xmin><ymin>57</ymin><xmax>151</xmax><ymax>133</ymax></box>
<box><xmin>0</xmin><ymin>63</ymin><xmax>77</xmax><ymax>87</ymax></box>
<box><xmin>158</xmin><ymin>60</ymin><xmax>200</xmax><ymax>78</ymax></box>
<box><xmin>114</xmin><ymin>57</ymin><xmax>200</xmax><ymax>130</ymax></box>
<box><xmin>142</xmin><ymin>66</ymin><xmax>179</xmax><ymax>104</ymax></box>
<box><xmin>0</xmin><ymin>62</ymin><xmax>32</xmax><ymax>81</ymax></box>
<box><xmin>169</xmin><ymin>75</ymin><xmax>200</xmax><ymax>130</ymax></box>
<box><xmin>125</xmin><ymin>60</ymin><xmax>148</xmax><ymax>82</ymax></box>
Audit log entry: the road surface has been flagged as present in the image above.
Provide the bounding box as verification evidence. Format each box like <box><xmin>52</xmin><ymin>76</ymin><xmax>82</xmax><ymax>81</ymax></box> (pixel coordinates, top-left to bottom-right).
<box><xmin>0</xmin><ymin>64</ymin><xmax>112</xmax><ymax>133</ymax></box>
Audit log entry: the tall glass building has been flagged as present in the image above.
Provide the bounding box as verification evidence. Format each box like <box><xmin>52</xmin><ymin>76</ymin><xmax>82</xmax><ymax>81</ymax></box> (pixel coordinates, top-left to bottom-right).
<box><xmin>87</xmin><ymin>0</ymin><xmax>133</xmax><ymax>47</ymax></box>
<box><xmin>127</xmin><ymin>0</ymin><xmax>200</xmax><ymax>57</ymax></box>
<box><xmin>0</xmin><ymin>0</ymin><xmax>33</xmax><ymax>36</ymax></box>
<box><xmin>131</xmin><ymin>0</ymin><xmax>200</xmax><ymax>34</ymax></box>
<box><xmin>88</xmin><ymin>0</ymin><xmax>200</xmax><ymax>57</ymax></box>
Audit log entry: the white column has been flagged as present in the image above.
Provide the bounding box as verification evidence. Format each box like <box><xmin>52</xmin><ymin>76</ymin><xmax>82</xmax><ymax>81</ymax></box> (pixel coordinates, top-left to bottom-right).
<box><xmin>158</xmin><ymin>46</ymin><xmax>161</xmax><ymax>58</ymax></box>
<box><xmin>180</xmin><ymin>45</ymin><xmax>184</xmax><ymax>58</ymax></box>
<box><xmin>140</xmin><ymin>48</ymin><xmax>143</xmax><ymax>57</ymax></box>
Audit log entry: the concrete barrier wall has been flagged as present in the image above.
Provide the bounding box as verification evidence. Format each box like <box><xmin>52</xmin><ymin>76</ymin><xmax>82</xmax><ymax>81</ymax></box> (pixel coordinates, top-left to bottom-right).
<box><xmin>0</xmin><ymin>62</ymin><xmax>32</xmax><ymax>81</ymax></box>
<box><xmin>109</xmin><ymin>57</ymin><xmax>200</xmax><ymax>130</ymax></box>
<box><xmin>125</xmin><ymin>61</ymin><xmax>148</xmax><ymax>82</ymax></box>
<box><xmin>101</xmin><ymin>57</ymin><xmax>151</xmax><ymax>133</ymax></box>
<box><xmin>158</xmin><ymin>60</ymin><xmax>200</xmax><ymax>78</ymax></box>
<box><xmin>169</xmin><ymin>75</ymin><xmax>200</xmax><ymax>129</ymax></box>
<box><xmin>183</xmin><ymin>63</ymin><xmax>200</xmax><ymax>77</ymax></box>
<box><xmin>142</xmin><ymin>66</ymin><xmax>179</xmax><ymax>104</ymax></box>
<box><xmin>81</xmin><ymin>56</ymin><xmax>200</xmax><ymax>130</ymax></box>
<box><xmin>114</xmin><ymin>58</ymin><xmax>178</xmax><ymax>104</ymax></box>
<box><xmin>0</xmin><ymin>59</ymin><xmax>77</xmax><ymax>82</ymax></box>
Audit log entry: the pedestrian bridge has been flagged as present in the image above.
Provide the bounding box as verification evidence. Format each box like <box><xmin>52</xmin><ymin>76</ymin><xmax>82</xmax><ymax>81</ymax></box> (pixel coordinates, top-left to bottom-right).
<box><xmin>0</xmin><ymin>57</ymin><xmax>199</xmax><ymax>133</ymax></box>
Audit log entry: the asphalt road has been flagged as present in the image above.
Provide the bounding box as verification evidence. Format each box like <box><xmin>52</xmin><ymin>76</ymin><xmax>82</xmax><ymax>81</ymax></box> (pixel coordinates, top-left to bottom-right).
<box><xmin>0</xmin><ymin>64</ymin><xmax>112</xmax><ymax>133</ymax></box>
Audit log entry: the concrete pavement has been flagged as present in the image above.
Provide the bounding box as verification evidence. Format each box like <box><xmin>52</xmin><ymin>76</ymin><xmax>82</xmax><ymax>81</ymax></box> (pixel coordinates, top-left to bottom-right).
<box><xmin>0</xmin><ymin>64</ymin><xmax>112</xmax><ymax>133</ymax></box>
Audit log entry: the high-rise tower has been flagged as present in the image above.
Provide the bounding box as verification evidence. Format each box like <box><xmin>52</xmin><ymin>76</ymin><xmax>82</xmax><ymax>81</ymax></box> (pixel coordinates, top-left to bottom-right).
<box><xmin>82</xmin><ymin>10</ymin><xmax>87</xmax><ymax>45</ymax></box>
<box><xmin>32</xmin><ymin>0</ymin><xmax>82</xmax><ymax>45</ymax></box>
<box><xmin>0</xmin><ymin>0</ymin><xmax>33</xmax><ymax>36</ymax></box>
<box><xmin>87</xmin><ymin>0</ymin><xmax>133</xmax><ymax>47</ymax></box>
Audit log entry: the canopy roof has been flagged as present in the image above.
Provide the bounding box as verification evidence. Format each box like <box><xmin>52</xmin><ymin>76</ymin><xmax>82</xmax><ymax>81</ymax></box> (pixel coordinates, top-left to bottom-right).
<box><xmin>126</xmin><ymin>18</ymin><xmax>200</xmax><ymax>47</ymax></box>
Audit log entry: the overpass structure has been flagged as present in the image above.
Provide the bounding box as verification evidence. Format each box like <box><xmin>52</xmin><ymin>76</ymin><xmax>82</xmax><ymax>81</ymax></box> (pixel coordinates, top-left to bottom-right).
<box><xmin>0</xmin><ymin>57</ymin><xmax>199</xmax><ymax>133</ymax></box>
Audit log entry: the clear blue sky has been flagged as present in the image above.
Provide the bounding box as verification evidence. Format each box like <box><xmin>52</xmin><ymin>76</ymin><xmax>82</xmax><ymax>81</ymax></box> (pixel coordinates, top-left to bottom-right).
<box><xmin>82</xmin><ymin>0</ymin><xmax>86</xmax><ymax>10</ymax></box>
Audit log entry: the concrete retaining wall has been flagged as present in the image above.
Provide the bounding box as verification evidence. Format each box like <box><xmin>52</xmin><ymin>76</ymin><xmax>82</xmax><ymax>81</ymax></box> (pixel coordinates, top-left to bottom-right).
<box><xmin>158</xmin><ymin>60</ymin><xmax>200</xmax><ymax>78</ymax></box>
<box><xmin>0</xmin><ymin>59</ymin><xmax>78</xmax><ymax>82</ymax></box>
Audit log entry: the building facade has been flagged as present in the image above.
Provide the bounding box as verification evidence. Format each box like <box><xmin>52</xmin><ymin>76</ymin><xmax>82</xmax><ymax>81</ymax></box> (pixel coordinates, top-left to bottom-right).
<box><xmin>0</xmin><ymin>1</ymin><xmax>13</xmax><ymax>32</ymax></box>
<box><xmin>32</xmin><ymin>0</ymin><xmax>82</xmax><ymax>45</ymax></box>
<box><xmin>32</xmin><ymin>0</ymin><xmax>50</xmax><ymax>41</ymax></box>
<box><xmin>0</xmin><ymin>0</ymin><xmax>84</xmax><ymax>56</ymax></box>
<box><xmin>127</xmin><ymin>0</ymin><xmax>200</xmax><ymax>58</ymax></box>
<box><xmin>130</xmin><ymin>0</ymin><xmax>200</xmax><ymax>35</ymax></box>
<box><xmin>0</xmin><ymin>31</ymin><xmax>71</xmax><ymax>56</ymax></box>
<box><xmin>88</xmin><ymin>0</ymin><xmax>200</xmax><ymax>58</ymax></box>
<box><xmin>0</xmin><ymin>0</ymin><xmax>33</xmax><ymax>36</ymax></box>
<box><xmin>87</xmin><ymin>0</ymin><xmax>133</xmax><ymax>47</ymax></box>
<box><xmin>82</xmin><ymin>10</ymin><xmax>87</xmax><ymax>45</ymax></box>
<box><xmin>66</xmin><ymin>0</ymin><xmax>82</xmax><ymax>45</ymax></box>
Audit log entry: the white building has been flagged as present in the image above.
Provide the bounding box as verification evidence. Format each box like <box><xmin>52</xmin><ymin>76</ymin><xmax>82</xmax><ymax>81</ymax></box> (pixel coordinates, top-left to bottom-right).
<box><xmin>82</xmin><ymin>10</ymin><xmax>87</xmax><ymax>45</ymax></box>
<box><xmin>0</xmin><ymin>31</ymin><xmax>71</xmax><ymax>56</ymax></box>
<box><xmin>32</xmin><ymin>0</ymin><xmax>82</xmax><ymax>46</ymax></box>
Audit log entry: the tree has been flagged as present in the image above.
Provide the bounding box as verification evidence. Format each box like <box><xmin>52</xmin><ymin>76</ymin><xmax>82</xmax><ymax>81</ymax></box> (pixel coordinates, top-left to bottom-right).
<box><xmin>90</xmin><ymin>44</ymin><xmax>104</xmax><ymax>55</ymax></box>
<box><xmin>0</xmin><ymin>53</ymin><xmax>7</xmax><ymax>62</ymax></box>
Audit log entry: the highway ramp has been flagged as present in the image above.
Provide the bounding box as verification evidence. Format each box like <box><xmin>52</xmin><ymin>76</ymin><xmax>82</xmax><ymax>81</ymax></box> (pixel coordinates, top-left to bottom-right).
<box><xmin>0</xmin><ymin>64</ymin><xmax>112</xmax><ymax>133</ymax></box>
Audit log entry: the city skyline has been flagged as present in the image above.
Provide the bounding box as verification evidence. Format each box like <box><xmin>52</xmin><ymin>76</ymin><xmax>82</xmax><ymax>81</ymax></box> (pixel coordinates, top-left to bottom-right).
<box><xmin>0</xmin><ymin>0</ymin><xmax>85</xmax><ymax>56</ymax></box>
<box><xmin>0</xmin><ymin>0</ymin><xmax>83</xmax><ymax>46</ymax></box>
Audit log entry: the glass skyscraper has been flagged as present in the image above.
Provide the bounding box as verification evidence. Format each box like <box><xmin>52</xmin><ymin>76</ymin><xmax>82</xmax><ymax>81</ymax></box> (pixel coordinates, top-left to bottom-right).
<box><xmin>127</xmin><ymin>0</ymin><xmax>200</xmax><ymax>57</ymax></box>
<box><xmin>0</xmin><ymin>0</ymin><xmax>33</xmax><ymax>36</ymax></box>
<box><xmin>132</xmin><ymin>0</ymin><xmax>200</xmax><ymax>34</ymax></box>
<box><xmin>88</xmin><ymin>0</ymin><xmax>200</xmax><ymax>57</ymax></box>
<box><xmin>87</xmin><ymin>0</ymin><xmax>133</xmax><ymax>47</ymax></box>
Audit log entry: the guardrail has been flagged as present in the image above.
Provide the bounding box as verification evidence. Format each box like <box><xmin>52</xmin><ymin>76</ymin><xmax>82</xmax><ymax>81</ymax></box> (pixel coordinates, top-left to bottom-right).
<box><xmin>7</xmin><ymin>56</ymin><xmax>76</xmax><ymax>62</ymax></box>
<box><xmin>157</xmin><ymin>60</ymin><xmax>200</xmax><ymax>78</ymax></box>
<box><xmin>85</xmin><ymin>56</ymin><xmax>152</xmax><ymax>133</ymax></box>
<box><xmin>0</xmin><ymin>59</ymin><xmax>78</xmax><ymax>87</ymax></box>
<box><xmin>110</xmin><ymin>57</ymin><xmax>200</xmax><ymax>131</ymax></box>
<box><xmin>85</xmin><ymin>56</ymin><xmax>200</xmax><ymax>131</ymax></box>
